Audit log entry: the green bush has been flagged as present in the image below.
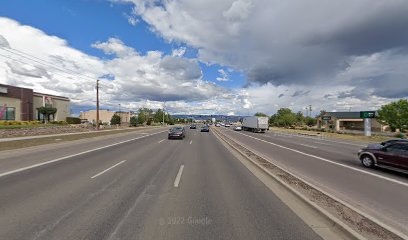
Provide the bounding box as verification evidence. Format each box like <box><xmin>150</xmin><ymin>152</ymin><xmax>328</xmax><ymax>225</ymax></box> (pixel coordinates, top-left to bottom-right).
<box><xmin>50</xmin><ymin>121</ymin><xmax>68</xmax><ymax>125</ymax></box>
<box><xmin>66</xmin><ymin>117</ymin><xmax>81</xmax><ymax>124</ymax></box>
<box><xmin>110</xmin><ymin>115</ymin><xmax>121</xmax><ymax>125</ymax></box>
<box><xmin>394</xmin><ymin>132</ymin><xmax>406</xmax><ymax>139</ymax></box>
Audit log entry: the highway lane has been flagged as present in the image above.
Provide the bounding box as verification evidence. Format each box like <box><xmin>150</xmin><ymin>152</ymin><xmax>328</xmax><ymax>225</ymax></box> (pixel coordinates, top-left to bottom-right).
<box><xmin>0</xmin><ymin>127</ymin><xmax>322</xmax><ymax>240</ymax></box>
<box><xmin>217</xmin><ymin>127</ymin><xmax>408</xmax><ymax>236</ymax></box>
<box><xmin>0</xmin><ymin>127</ymin><xmax>167</xmax><ymax>175</ymax></box>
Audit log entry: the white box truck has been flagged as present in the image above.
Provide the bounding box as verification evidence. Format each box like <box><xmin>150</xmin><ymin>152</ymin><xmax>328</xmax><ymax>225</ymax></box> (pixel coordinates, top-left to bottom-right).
<box><xmin>242</xmin><ymin>116</ymin><xmax>269</xmax><ymax>133</ymax></box>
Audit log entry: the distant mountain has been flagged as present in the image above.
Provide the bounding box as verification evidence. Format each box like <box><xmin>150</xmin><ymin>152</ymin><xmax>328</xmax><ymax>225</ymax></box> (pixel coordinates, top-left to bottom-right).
<box><xmin>172</xmin><ymin>114</ymin><xmax>246</xmax><ymax>122</ymax></box>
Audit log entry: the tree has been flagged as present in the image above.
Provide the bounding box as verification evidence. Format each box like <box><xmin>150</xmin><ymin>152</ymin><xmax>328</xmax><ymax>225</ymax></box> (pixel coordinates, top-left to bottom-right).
<box><xmin>111</xmin><ymin>114</ymin><xmax>121</xmax><ymax>125</ymax></box>
<box><xmin>305</xmin><ymin>116</ymin><xmax>317</xmax><ymax>126</ymax></box>
<box><xmin>154</xmin><ymin>109</ymin><xmax>164</xmax><ymax>123</ymax></box>
<box><xmin>130</xmin><ymin>116</ymin><xmax>137</xmax><ymax>126</ymax></box>
<box><xmin>137</xmin><ymin>107</ymin><xmax>153</xmax><ymax>124</ymax></box>
<box><xmin>255</xmin><ymin>112</ymin><xmax>268</xmax><ymax>117</ymax></box>
<box><xmin>377</xmin><ymin>99</ymin><xmax>408</xmax><ymax>132</ymax></box>
<box><xmin>295</xmin><ymin>111</ymin><xmax>305</xmax><ymax>126</ymax></box>
<box><xmin>137</xmin><ymin>114</ymin><xmax>145</xmax><ymax>124</ymax></box>
<box><xmin>269</xmin><ymin>108</ymin><xmax>297</xmax><ymax>127</ymax></box>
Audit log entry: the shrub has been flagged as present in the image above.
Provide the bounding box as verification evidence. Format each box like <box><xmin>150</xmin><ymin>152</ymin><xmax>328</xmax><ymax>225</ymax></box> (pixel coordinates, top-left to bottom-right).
<box><xmin>394</xmin><ymin>132</ymin><xmax>406</xmax><ymax>139</ymax></box>
<box><xmin>110</xmin><ymin>115</ymin><xmax>121</xmax><ymax>125</ymax></box>
<box><xmin>66</xmin><ymin>117</ymin><xmax>81</xmax><ymax>124</ymax></box>
<box><xmin>50</xmin><ymin>121</ymin><xmax>68</xmax><ymax>125</ymax></box>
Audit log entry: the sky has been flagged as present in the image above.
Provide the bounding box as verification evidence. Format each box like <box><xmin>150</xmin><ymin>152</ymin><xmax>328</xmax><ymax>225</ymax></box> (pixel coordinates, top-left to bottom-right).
<box><xmin>0</xmin><ymin>0</ymin><xmax>407</xmax><ymax>116</ymax></box>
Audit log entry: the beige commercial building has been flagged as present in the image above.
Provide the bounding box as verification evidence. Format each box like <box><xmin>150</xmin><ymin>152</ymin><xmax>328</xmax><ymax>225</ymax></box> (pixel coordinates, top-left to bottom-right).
<box><xmin>79</xmin><ymin>110</ymin><xmax>135</xmax><ymax>125</ymax></box>
<box><xmin>0</xmin><ymin>83</ymin><xmax>70</xmax><ymax>121</ymax></box>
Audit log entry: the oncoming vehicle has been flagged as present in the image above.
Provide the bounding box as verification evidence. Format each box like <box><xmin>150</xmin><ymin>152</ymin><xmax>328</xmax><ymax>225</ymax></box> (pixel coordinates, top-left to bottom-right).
<box><xmin>190</xmin><ymin>124</ymin><xmax>197</xmax><ymax>129</ymax></box>
<box><xmin>168</xmin><ymin>126</ymin><xmax>185</xmax><ymax>139</ymax></box>
<box><xmin>358</xmin><ymin>142</ymin><xmax>408</xmax><ymax>172</ymax></box>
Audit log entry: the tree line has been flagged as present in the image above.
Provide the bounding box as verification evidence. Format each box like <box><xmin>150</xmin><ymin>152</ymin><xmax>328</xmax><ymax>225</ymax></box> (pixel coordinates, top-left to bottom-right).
<box><xmin>111</xmin><ymin>107</ymin><xmax>177</xmax><ymax>126</ymax></box>
<box><xmin>253</xmin><ymin>99</ymin><xmax>408</xmax><ymax>132</ymax></box>
<box><xmin>254</xmin><ymin>109</ymin><xmax>317</xmax><ymax>127</ymax></box>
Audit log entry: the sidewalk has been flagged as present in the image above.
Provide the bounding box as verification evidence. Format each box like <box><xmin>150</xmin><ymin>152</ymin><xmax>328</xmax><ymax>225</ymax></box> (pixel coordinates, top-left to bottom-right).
<box><xmin>0</xmin><ymin>127</ymin><xmax>142</xmax><ymax>142</ymax></box>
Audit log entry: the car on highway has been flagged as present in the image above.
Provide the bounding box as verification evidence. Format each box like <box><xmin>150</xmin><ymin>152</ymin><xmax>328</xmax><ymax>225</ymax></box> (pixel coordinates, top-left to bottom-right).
<box><xmin>233</xmin><ymin>126</ymin><xmax>242</xmax><ymax>131</ymax></box>
<box><xmin>168</xmin><ymin>126</ymin><xmax>185</xmax><ymax>139</ymax></box>
<box><xmin>190</xmin><ymin>124</ymin><xmax>197</xmax><ymax>129</ymax></box>
<box><xmin>215</xmin><ymin>123</ymin><xmax>221</xmax><ymax>127</ymax></box>
<box><xmin>201</xmin><ymin>125</ymin><xmax>210</xmax><ymax>132</ymax></box>
<box><xmin>380</xmin><ymin>139</ymin><xmax>408</xmax><ymax>146</ymax></box>
<box><xmin>225</xmin><ymin>123</ymin><xmax>231</xmax><ymax>127</ymax></box>
<box><xmin>358</xmin><ymin>142</ymin><xmax>408</xmax><ymax>172</ymax></box>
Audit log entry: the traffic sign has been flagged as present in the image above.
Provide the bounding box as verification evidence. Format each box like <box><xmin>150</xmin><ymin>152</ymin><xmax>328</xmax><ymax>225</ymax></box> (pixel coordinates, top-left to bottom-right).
<box><xmin>360</xmin><ymin>111</ymin><xmax>375</xmax><ymax>119</ymax></box>
<box><xmin>322</xmin><ymin>116</ymin><xmax>331</xmax><ymax>120</ymax></box>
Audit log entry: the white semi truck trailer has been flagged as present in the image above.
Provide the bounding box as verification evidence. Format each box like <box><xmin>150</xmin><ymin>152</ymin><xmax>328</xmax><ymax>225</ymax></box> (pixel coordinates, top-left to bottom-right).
<box><xmin>242</xmin><ymin>116</ymin><xmax>269</xmax><ymax>133</ymax></box>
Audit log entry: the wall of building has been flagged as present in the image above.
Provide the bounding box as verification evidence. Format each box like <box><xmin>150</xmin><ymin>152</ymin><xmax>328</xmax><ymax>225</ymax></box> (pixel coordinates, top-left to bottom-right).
<box><xmin>79</xmin><ymin>110</ymin><xmax>115</xmax><ymax>124</ymax></box>
<box><xmin>33</xmin><ymin>94</ymin><xmax>70</xmax><ymax>121</ymax></box>
<box><xmin>0</xmin><ymin>96</ymin><xmax>22</xmax><ymax>121</ymax></box>
<box><xmin>0</xmin><ymin>84</ymin><xmax>33</xmax><ymax>121</ymax></box>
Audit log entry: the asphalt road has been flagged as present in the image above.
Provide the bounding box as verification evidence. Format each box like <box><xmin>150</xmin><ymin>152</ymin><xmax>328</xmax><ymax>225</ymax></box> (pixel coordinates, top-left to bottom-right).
<box><xmin>0</xmin><ymin>127</ymin><xmax>322</xmax><ymax>240</ymax></box>
<box><xmin>217</xmin><ymin>127</ymin><xmax>408</xmax><ymax>236</ymax></box>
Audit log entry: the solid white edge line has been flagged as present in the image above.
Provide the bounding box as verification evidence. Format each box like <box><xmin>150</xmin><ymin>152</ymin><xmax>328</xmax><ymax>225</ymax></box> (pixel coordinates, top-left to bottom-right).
<box><xmin>91</xmin><ymin>160</ymin><xmax>127</xmax><ymax>179</ymax></box>
<box><xmin>299</xmin><ymin>143</ymin><xmax>318</xmax><ymax>149</ymax></box>
<box><xmin>232</xmin><ymin>131</ymin><xmax>408</xmax><ymax>188</ymax></box>
<box><xmin>174</xmin><ymin>165</ymin><xmax>184</xmax><ymax>187</ymax></box>
<box><xmin>0</xmin><ymin>129</ymin><xmax>167</xmax><ymax>178</ymax></box>
<box><xmin>158</xmin><ymin>139</ymin><xmax>165</xmax><ymax>143</ymax></box>
<box><xmin>189</xmin><ymin>140</ymin><xmax>192</xmax><ymax>144</ymax></box>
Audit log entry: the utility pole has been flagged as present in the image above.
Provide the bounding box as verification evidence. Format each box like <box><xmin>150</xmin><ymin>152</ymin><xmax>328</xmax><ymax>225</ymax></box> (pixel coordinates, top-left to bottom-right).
<box><xmin>309</xmin><ymin>105</ymin><xmax>312</xmax><ymax>117</ymax></box>
<box><xmin>96</xmin><ymin>80</ymin><xmax>100</xmax><ymax>130</ymax></box>
<box><xmin>162</xmin><ymin>102</ymin><xmax>166</xmax><ymax>125</ymax></box>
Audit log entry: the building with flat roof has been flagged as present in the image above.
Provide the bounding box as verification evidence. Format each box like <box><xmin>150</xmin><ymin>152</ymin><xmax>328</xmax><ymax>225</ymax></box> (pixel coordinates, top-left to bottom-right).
<box><xmin>79</xmin><ymin>110</ymin><xmax>135</xmax><ymax>125</ymax></box>
<box><xmin>317</xmin><ymin>111</ymin><xmax>386</xmax><ymax>132</ymax></box>
<box><xmin>0</xmin><ymin>84</ymin><xmax>70</xmax><ymax>121</ymax></box>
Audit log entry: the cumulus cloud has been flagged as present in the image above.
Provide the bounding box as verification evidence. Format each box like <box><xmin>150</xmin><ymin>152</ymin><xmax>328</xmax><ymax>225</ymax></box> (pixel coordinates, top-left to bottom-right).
<box><xmin>0</xmin><ymin>17</ymin><xmax>230</xmax><ymax>114</ymax></box>
<box><xmin>120</xmin><ymin>0</ymin><xmax>408</xmax><ymax>103</ymax></box>
<box><xmin>216</xmin><ymin>69</ymin><xmax>229</xmax><ymax>81</ymax></box>
<box><xmin>91</xmin><ymin>37</ymin><xmax>136</xmax><ymax>57</ymax></box>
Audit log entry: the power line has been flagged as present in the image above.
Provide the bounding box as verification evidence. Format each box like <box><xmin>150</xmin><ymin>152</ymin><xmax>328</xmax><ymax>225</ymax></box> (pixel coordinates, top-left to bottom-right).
<box><xmin>0</xmin><ymin>46</ymin><xmax>97</xmax><ymax>82</ymax></box>
<box><xmin>0</xmin><ymin>53</ymin><xmax>94</xmax><ymax>83</ymax></box>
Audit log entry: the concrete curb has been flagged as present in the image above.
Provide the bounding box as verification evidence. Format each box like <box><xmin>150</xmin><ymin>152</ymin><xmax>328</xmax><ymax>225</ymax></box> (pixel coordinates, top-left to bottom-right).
<box><xmin>213</xmin><ymin>128</ymin><xmax>407</xmax><ymax>240</ymax></box>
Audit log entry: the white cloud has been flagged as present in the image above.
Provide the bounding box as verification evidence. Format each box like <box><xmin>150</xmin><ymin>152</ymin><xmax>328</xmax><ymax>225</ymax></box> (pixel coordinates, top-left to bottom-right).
<box><xmin>171</xmin><ymin>47</ymin><xmax>186</xmax><ymax>57</ymax></box>
<box><xmin>120</xmin><ymin>0</ymin><xmax>408</xmax><ymax>105</ymax></box>
<box><xmin>91</xmin><ymin>37</ymin><xmax>136</xmax><ymax>58</ymax></box>
<box><xmin>0</xmin><ymin>17</ymin><xmax>230</xmax><ymax>115</ymax></box>
<box><xmin>216</xmin><ymin>69</ymin><xmax>229</xmax><ymax>81</ymax></box>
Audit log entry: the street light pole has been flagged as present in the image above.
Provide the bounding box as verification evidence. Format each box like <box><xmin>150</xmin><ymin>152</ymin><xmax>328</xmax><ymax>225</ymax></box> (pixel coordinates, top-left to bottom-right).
<box><xmin>96</xmin><ymin>80</ymin><xmax>100</xmax><ymax>130</ymax></box>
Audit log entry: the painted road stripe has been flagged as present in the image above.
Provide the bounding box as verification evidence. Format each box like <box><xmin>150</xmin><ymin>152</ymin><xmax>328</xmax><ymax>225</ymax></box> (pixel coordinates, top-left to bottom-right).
<box><xmin>190</xmin><ymin>140</ymin><xmax>192</xmax><ymax>145</ymax></box>
<box><xmin>0</xmin><ymin>130</ymin><xmax>167</xmax><ymax>178</ymax></box>
<box><xmin>174</xmin><ymin>165</ymin><xmax>184</xmax><ymax>187</ymax></box>
<box><xmin>91</xmin><ymin>160</ymin><xmax>126</xmax><ymax>179</ymax></box>
<box><xmin>299</xmin><ymin>143</ymin><xmax>317</xmax><ymax>149</ymax></box>
<box><xmin>158</xmin><ymin>139</ymin><xmax>165</xmax><ymax>143</ymax></box>
<box><xmin>232</xmin><ymin>131</ymin><xmax>408</xmax><ymax>188</ymax></box>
